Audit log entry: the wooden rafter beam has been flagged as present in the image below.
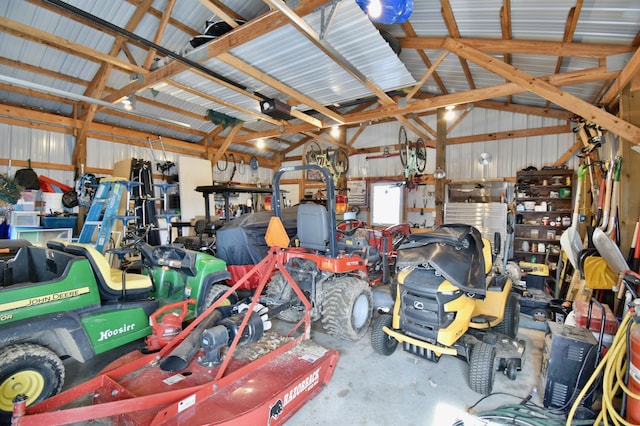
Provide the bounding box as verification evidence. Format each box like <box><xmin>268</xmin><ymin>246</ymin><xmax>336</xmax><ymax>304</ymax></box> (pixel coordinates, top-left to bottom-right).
<box><xmin>75</xmin><ymin>0</ymin><xmax>155</xmax><ymax>167</ymax></box>
<box><xmin>340</xmin><ymin>65</ymin><xmax>618</xmax><ymax>127</ymax></box>
<box><xmin>441</xmin><ymin>0</ymin><xmax>475</xmax><ymax>90</ymax></box>
<box><xmin>347</xmin><ymin>123</ymin><xmax>369</xmax><ymax>147</ymax></box>
<box><xmin>143</xmin><ymin>0</ymin><xmax>175</xmax><ymax>70</ymax></box>
<box><xmin>101</xmin><ymin>0</ymin><xmax>330</xmax><ymax>112</ymax></box>
<box><xmin>400</xmin><ymin>22</ymin><xmax>449</xmax><ymax>95</ymax></box>
<box><xmin>446</xmin><ymin>106</ymin><xmax>472</xmax><ymax>135</ymax></box>
<box><xmin>554</xmin><ymin>140</ymin><xmax>583</xmax><ymax>167</ymax></box>
<box><xmin>217</xmin><ymin>52</ymin><xmax>342</xmax><ymax>125</ymax></box>
<box><xmin>208</xmin><ymin>124</ymin><xmax>242</xmax><ymax>164</ymax></box>
<box><xmin>197</xmin><ymin>0</ymin><xmax>245</xmax><ymax>25</ymax></box>
<box><xmin>398</xmin><ymin>37</ymin><xmax>635</xmax><ymax>58</ymax></box>
<box><xmin>445</xmin><ymin>124</ymin><xmax>570</xmax><ymax>145</ymax></box>
<box><xmin>442</xmin><ymin>38</ymin><xmax>640</xmax><ymax>144</ymax></box>
<box><xmin>546</xmin><ymin>1</ymin><xmax>583</xmax><ymax>108</ymax></box>
<box><xmin>0</xmin><ymin>16</ymin><xmax>148</xmax><ymax>75</ymax></box>
<box><xmin>167</xmin><ymin>80</ymin><xmax>281</xmax><ymax>126</ymax></box>
<box><xmin>475</xmin><ymin>100</ymin><xmax>574</xmax><ymax>120</ymax></box>
<box><xmin>412</xmin><ymin>116</ymin><xmax>437</xmax><ymax>138</ymax></box>
<box><xmin>602</xmin><ymin>46</ymin><xmax>640</xmax><ymax>107</ymax></box>
<box><xmin>405</xmin><ymin>52</ymin><xmax>449</xmax><ymax>100</ymax></box>
<box><xmin>500</xmin><ymin>0</ymin><xmax>512</xmax><ymax>103</ymax></box>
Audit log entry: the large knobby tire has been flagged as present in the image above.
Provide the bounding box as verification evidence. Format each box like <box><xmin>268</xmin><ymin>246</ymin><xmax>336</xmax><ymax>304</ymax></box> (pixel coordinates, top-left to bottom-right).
<box><xmin>202</xmin><ymin>283</ymin><xmax>238</xmax><ymax>315</ymax></box>
<box><xmin>468</xmin><ymin>342</ymin><xmax>497</xmax><ymax>395</ymax></box>
<box><xmin>493</xmin><ymin>293</ymin><xmax>519</xmax><ymax>338</ymax></box>
<box><xmin>0</xmin><ymin>343</ymin><xmax>64</xmax><ymax>420</ymax></box>
<box><xmin>321</xmin><ymin>277</ymin><xmax>373</xmax><ymax>341</ymax></box>
<box><xmin>371</xmin><ymin>314</ymin><xmax>398</xmax><ymax>356</ymax></box>
<box><xmin>265</xmin><ymin>272</ymin><xmax>305</xmax><ymax>323</ymax></box>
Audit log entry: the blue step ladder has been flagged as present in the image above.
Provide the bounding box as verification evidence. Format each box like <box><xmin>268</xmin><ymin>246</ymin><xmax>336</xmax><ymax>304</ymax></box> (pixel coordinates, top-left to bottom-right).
<box><xmin>78</xmin><ymin>178</ymin><xmax>127</xmax><ymax>253</ymax></box>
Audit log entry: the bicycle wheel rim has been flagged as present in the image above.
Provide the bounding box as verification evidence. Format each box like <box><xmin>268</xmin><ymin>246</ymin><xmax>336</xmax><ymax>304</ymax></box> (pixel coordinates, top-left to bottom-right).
<box><xmin>333</xmin><ymin>148</ymin><xmax>349</xmax><ymax>175</ymax></box>
<box><xmin>216</xmin><ymin>153</ymin><xmax>229</xmax><ymax>171</ymax></box>
<box><xmin>415</xmin><ymin>138</ymin><xmax>427</xmax><ymax>172</ymax></box>
<box><xmin>398</xmin><ymin>126</ymin><xmax>408</xmax><ymax>167</ymax></box>
<box><xmin>304</xmin><ymin>141</ymin><xmax>322</xmax><ymax>165</ymax></box>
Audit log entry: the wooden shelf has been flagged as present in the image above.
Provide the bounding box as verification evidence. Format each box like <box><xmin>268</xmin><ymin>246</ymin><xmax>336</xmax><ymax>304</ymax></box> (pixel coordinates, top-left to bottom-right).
<box><xmin>515</xmin><ymin>168</ymin><xmax>574</xmax><ymax>265</ymax></box>
<box><xmin>517</xmin><ymin>210</ymin><xmax>572</xmax><ymax>215</ymax></box>
<box><xmin>515</xmin><ymin>224</ymin><xmax>569</xmax><ymax>229</ymax></box>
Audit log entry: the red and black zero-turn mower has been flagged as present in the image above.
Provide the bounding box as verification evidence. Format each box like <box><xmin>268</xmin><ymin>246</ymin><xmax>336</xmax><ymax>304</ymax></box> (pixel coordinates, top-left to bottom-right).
<box><xmin>11</xmin><ymin>224</ymin><xmax>339</xmax><ymax>426</ymax></box>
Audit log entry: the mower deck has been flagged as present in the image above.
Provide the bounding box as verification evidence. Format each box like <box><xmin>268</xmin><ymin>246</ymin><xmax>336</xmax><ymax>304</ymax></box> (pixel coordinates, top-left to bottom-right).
<box><xmin>12</xmin><ymin>247</ymin><xmax>339</xmax><ymax>426</ymax></box>
<box><xmin>14</xmin><ymin>335</ymin><xmax>337</xmax><ymax>425</ymax></box>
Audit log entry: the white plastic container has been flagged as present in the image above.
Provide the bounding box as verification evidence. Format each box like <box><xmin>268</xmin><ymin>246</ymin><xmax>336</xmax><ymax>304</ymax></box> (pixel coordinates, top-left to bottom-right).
<box><xmin>41</xmin><ymin>192</ymin><xmax>64</xmax><ymax>213</ymax></box>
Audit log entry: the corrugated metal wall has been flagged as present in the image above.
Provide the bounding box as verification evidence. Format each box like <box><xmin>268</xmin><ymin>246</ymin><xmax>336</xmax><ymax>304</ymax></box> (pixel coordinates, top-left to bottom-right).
<box><xmin>0</xmin><ymin>123</ymin><xmax>274</xmax><ymax>194</ymax></box>
<box><xmin>0</xmin><ymin>124</ymin><xmax>75</xmax><ymax>186</ymax></box>
<box><xmin>1</xmin><ymin>105</ymin><xmax>579</xmax><ymax>194</ymax></box>
<box><xmin>347</xmin><ymin>108</ymin><xmax>579</xmax><ymax>181</ymax></box>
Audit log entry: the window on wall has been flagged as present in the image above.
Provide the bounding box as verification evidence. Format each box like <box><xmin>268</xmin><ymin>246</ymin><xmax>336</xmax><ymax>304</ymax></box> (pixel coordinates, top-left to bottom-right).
<box><xmin>371</xmin><ymin>182</ymin><xmax>403</xmax><ymax>226</ymax></box>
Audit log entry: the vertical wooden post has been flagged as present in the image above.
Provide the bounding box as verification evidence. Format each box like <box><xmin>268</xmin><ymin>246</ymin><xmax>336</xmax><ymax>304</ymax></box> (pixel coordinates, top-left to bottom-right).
<box><xmin>619</xmin><ymin>84</ymin><xmax>640</xmax><ymax>254</ymax></box>
<box><xmin>435</xmin><ymin>108</ymin><xmax>447</xmax><ymax>226</ymax></box>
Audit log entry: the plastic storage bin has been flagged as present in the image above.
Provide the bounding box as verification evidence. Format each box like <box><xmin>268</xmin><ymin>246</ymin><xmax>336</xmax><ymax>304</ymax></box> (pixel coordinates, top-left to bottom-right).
<box><xmin>9</xmin><ymin>211</ymin><xmax>40</xmax><ymax>227</ymax></box>
<box><xmin>42</xmin><ymin>216</ymin><xmax>77</xmax><ymax>229</ymax></box>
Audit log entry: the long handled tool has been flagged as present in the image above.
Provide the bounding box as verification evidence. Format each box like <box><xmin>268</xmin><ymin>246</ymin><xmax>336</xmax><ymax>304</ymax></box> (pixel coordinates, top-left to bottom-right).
<box><xmin>593</xmin><ymin>157</ymin><xmax>628</xmax><ymax>277</ymax></box>
<box><xmin>628</xmin><ymin>220</ymin><xmax>639</xmax><ymax>272</ymax></box>
<box><xmin>604</xmin><ymin>157</ymin><xmax>622</xmax><ymax>243</ymax></box>
<box><xmin>560</xmin><ymin>165</ymin><xmax>587</xmax><ymax>270</ymax></box>
<box><xmin>147</xmin><ymin>136</ymin><xmax>176</xmax><ymax>181</ymax></box>
<box><xmin>598</xmin><ymin>159</ymin><xmax>614</xmax><ymax>232</ymax></box>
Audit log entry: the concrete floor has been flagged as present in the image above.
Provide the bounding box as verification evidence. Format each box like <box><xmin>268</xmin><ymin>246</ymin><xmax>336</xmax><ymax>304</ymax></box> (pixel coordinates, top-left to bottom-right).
<box><xmin>287</xmin><ymin>319</ymin><xmax>545</xmax><ymax>426</ymax></box>
<box><xmin>62</xmin><ymin>316</ymin><xmax>546</xmax><ymax>425</ymax></box>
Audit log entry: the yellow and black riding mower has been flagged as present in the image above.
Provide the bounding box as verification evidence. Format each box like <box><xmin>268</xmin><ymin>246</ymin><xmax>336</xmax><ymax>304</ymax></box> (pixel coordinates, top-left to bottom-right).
<box><xmin>371</xmin><ymin>224</ymin><xmax>525</xmax><ymax>394</ymax></box>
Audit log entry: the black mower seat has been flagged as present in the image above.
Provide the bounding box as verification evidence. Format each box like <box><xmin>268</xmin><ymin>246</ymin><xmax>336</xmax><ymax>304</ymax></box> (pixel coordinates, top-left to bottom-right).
<box><xmin>64</xmin><ymin>243</ymin><xmax>152</xmax><ymax>301</ymax></box>
<box><xmin>396</xmin><ymin>224</ymin><xmax>487</xmax><ymax>296</ymax></box>
<box><xmin>297</xmin><ymin>203</ymin><xmax>329</xmax><ymax>252</ymax></box>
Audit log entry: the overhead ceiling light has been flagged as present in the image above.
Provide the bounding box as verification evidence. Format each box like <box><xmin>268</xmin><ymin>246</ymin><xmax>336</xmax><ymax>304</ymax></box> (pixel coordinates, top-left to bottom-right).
<box><xmin>444</xmin><ymin>105</ymin><xmax>455</xmax><ymax>121</ymax></box>
<box><xmin>355</xmin><ymin>0</ymin><xmax>413</xmax><ymax>24</ymax></box>
<box><xmin>256</xmin><ymin>139</ymin><xmax>265</xmax><ymax>149</ymax></box>
<box><xmin>479</xmin><ymin>152</ymin><xmax>492</xmax><ymax>166</ymax></box>
<box><xmin>434</xmin><ymin>167</ymin><xmax>446</xmax><ymax>179</ymax></box>
<box><xmin>121</xmin><ymin>95</ymin><xmax>135</xmax><ymax>111</ymax></box>
<box><xmin>331</xmin><ymin>125</ymin><xmax>340</xmax><ymax>138</ymax></box>
<box><xmin>367</xmin><ymin>0</ymin><xmax>382</xmax><ymax>18</ymax></box>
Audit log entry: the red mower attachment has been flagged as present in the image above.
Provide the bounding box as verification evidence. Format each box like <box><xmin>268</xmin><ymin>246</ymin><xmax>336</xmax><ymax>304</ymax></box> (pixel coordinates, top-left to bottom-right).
<box><xmin>11</xmin><ymin>239</ymin><xmax>339</xmax><ymax>426</ymax></box>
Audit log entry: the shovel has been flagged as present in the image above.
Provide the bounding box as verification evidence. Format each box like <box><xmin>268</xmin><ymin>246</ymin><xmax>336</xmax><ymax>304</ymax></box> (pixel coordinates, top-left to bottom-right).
<box><xmin>593</xmin><ymin>157</ymin><xmax>628</xmax><ymax>275</ymax></box>
<box><xmin>598</xmin><ymin>159</ymin><xmax>615</xmax><ymax>232</ymax></box>
<box><xmin>604</xmin><ymin>157</ymin><xmax>622</xmax><ymax>243</ymax></box>
<box><xmin>560</xmin><ymin>165</ymin><xmax>587</xmax><ymax>270</ymax></box>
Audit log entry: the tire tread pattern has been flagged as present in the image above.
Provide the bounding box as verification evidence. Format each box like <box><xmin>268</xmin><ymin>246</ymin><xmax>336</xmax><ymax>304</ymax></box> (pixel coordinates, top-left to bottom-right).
<box><xmin>371</xmin><ymin>314</ymin><xmax>398</xmax><ymax>355</ymax></box>
<box><xmin>468</xmin><ymin>342</ymin><xmax>496</xmax><ymax>395</ymax></box>
<box><xmin>0</xmin><ymin>343</ymin><xmax>64</xmax><ymax>417</ymax></box>
<box><xmin>321</xmin><ymin>277</ymin><xmax>372</xmax><ymax>341</ymax></box>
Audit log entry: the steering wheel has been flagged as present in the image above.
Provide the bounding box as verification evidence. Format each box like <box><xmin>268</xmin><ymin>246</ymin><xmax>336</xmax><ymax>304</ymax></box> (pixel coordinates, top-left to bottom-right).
<box><xmin>336</xmin><ymin>219</ymin><xmax>364</xmax><ymax>237</ymax></box>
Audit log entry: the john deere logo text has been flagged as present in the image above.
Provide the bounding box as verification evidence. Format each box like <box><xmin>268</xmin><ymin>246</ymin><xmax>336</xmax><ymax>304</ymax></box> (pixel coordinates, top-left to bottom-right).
<box><xmin>98</xmin><ymin>323</ymin><xmax>136</xmax><ymax>342</ymax></box>
<box><xmin>27</xmin><ymin>290</ymin><xmax>83</xmax><ymax>306</ymax></box>
<box><xmin>0</xmin><ymin>287</ymin><xmax>90</xmax><ymax>313</ymax></box>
